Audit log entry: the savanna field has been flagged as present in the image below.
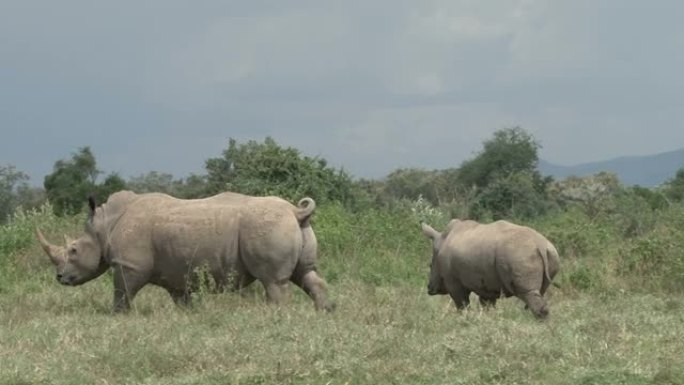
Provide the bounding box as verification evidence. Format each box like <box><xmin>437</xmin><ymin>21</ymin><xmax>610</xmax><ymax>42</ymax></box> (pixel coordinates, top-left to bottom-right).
<box><xmin>1</xmin><ymin>199</ymin><xmax>684</xmax><ymax>385</ymax></box>
<box><xmin>2</xmin><ymin>133</ymin><xmax>684</xmax><ymax>384</ymax></box>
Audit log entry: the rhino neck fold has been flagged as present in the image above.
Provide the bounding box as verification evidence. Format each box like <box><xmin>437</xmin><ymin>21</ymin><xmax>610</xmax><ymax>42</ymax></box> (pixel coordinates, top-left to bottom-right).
<box><xmin>93</xmin><ymin>204</ymin><xmax>129</xmax><ymax>266</ymax></box>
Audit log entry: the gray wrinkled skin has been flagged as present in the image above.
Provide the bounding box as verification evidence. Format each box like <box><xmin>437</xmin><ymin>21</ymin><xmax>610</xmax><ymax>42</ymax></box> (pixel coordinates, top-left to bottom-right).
<box><xmin>422</xmin><ymin>219</ymin><xmax>560</xmax><ymax>319</ymax></box>
<box><xmin>36</xmin><ymin>191</ymin><xmax>333</xmax><ymax>313</ymax></box>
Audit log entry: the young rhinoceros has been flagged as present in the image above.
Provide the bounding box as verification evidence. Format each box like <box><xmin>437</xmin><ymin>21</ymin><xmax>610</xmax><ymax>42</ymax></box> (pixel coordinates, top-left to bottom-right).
<box><xmin>36</xmin><ymin>190</ymin><xmax>334</xmax><ymax>313</ymax></box>
<box><xmin>421</xmin><ymin>219</ymin><xmax>560</xmax><ymax>319</ymax></box>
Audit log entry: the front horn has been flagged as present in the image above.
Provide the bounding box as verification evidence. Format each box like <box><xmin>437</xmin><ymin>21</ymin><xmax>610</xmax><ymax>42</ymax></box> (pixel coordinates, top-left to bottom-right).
<box><xmin>35</xmin><ymin>227</ymin><xmax>65</xmax><ymax>265</ymax></box>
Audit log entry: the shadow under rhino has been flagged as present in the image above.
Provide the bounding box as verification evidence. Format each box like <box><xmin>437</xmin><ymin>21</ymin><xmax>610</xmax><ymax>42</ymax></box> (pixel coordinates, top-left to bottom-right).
<box><xmin>36</xmin><ymin>191</ymin><xmax>334</xmax><ymax>313</ymax></box>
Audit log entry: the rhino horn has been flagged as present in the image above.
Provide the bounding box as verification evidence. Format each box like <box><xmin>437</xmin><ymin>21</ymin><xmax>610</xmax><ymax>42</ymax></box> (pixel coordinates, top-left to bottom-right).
<box><xmin>63</xmin><ymin>234</ymin><xmax>74</xmax><ymax>245</ymax></box>
<box><xmin>35</xmin><ymin>227</ymin><xmax>65</xmax><ymax>265</ymax></box>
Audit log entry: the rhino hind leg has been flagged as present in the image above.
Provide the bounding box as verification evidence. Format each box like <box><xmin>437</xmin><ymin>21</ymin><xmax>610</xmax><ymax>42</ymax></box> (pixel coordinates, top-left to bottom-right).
<box><xmin>263</xmin><ymin>279</ymin><xmax>290</xmax><ymax>305</ymax></box>
<box><xmin>291</xmin><ymin>270</ymin><xmax>335</xmax><ymax>312</ymax></box>
<box><xmin>290</xmin><ymin>225</ymin><xmax>335</xmax><ymax>312</ymax></box>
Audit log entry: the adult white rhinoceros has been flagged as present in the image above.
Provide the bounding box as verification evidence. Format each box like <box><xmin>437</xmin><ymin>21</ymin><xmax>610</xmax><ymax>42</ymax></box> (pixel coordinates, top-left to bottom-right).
<box><xmin>36</xmin><ymin>190</ymin><xmax>333</xmax><ymax>312</ymax></box>
<box><xmin>421</xmin><ymin>219</ymin><xmax>560</xmax><ymax>319</ymax></box>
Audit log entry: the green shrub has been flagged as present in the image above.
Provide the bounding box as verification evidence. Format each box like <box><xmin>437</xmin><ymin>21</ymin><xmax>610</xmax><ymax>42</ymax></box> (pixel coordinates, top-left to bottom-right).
<box><xmin>3</xmin><ymin>191</ymin><xmax>684</xmax><ymax>297</ymax></box>
<box><xmin>205</xmin><ymin>137</ymin><xmax>363</xmax><ymax>209</ymax></box>
<box><xmin>0</xmin><ymin>203</ymin><xmax>84</xmax><ymax>294</ymax></box>
<box><xmin>528</xmin><ymin>207</ymin><xmax>616</xmax><ymax>260</ymax></box>
<box><xmin>567</xmin><ymin>265</ymin><xmax>597</xmax><ymax>291</ymax></box>
<box><xmin>0</xmin><ymin>203</ymin><xmax>75</xmax><ymax>258</ymax></box>
<box><xmin>618</xmin><ymin>228</ymin><xmax>684</xmax><ymax>292</ymax></box>
<box><xmin>315</xmin><ymin>201</ymin><xmax>432</xmax><ymax>287</ymax></box>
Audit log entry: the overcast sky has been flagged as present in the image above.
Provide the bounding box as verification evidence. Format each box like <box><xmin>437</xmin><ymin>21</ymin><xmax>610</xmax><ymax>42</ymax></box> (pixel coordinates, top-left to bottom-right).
<box><xmin>2</xmin><ymin>0</ymin><xmax>684</xmax><ymax>182</ymax></box>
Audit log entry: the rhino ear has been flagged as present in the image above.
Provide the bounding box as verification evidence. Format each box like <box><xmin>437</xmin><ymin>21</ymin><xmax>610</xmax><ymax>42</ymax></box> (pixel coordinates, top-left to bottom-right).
<box><xmin>88</xmin><ymin>195</ymin><xmax>97</xmax><ymax>217</ymax></box>
<box><xmin>421</xmin><ymin>223</ymin><xmax>440</xmax><ymax>240</ymax></box>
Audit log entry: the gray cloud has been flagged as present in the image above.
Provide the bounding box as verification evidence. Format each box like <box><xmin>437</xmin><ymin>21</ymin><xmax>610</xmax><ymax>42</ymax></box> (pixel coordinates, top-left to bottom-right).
<box><xmin>2</xmin><ymin>0</ymin><xmax>684</xmax><ymax>182</ymax></box>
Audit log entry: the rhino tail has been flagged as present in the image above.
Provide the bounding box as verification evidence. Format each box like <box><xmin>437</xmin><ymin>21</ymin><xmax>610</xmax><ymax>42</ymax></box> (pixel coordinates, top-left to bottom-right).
<box><xmin>295</xmin><ymin>197</ymin><xmax>316</xmax><ymax>227</ymax></box>
<box><xmin>537</xmin><ymin>247</ymin><xmax>552</xmax><ymax>289</ymax></box>
<box><xmin>548</xmin><ymin>245</ymin><xmax>562</xmax><ymax>288</ymax></box>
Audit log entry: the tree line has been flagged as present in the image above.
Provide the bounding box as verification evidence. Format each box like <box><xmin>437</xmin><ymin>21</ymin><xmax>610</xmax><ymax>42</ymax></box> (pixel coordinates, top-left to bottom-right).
<box><xmin>2</xmin><ymin>127</ymin><xmax>684</xmax><ymax>224</ymax></box>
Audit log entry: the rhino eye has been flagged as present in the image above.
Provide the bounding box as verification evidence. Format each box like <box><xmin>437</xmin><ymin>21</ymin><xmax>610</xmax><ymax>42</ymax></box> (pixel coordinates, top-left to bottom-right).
<box><xmin>68</xmin><ymin>246</ymin><xmax>77</xmax><ymax>254</ymax></box>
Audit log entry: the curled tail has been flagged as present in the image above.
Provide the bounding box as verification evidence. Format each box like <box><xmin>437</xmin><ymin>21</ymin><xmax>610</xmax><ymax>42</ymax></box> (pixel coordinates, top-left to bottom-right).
<box><xmin>295</xmin><ymin>197</ymin><xmax>316</xmax><ymax>227</ymax></box>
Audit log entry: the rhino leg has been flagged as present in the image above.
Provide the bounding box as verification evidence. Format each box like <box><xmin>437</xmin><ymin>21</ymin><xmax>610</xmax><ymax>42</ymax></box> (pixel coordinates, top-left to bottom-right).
<box><xmin>167</xmin><ymin>288</ymin><xmax>192</xmax><ymax>307</ymax></box>
<box><xmin>112</xmin><ymin>265</ymin><xmax>148</xmax><ymax>313</ymax></box>
<box><xmin>289</xmin><ymin>225</ymin><xmax>334</xmax><ymax>312</ymax></box>
<box><xmin>263</xmin><ymin>279</ymin><xmax>290</xmax><ymax>305</ymax></box>
<box><xmin>290</xmin><ymin>270</ymin><xmax>335</xmax><ymax>312</ymax></box>
<box><xmin>234</xmin><ymin>275</ymin><xmax>256</xmax><ymax>292</ymax></box>
<box><xmin>448</xmin><ymin>285</ymin><xmax>471</xmax><ymax>310</ymax></box>
<box><xmin>227</xmin><ymin>262</ymin><xmax>257</xmax><ymax>292</ymax></box>
<box><xmin>479</xmin><ymin>296</ymin><xmax>497</xmax><ymax>308</ymax></box>
<box><xmin>519</xmin><ymin>290</ymin><xmax>549</xmax><ymax>319</ymax></box>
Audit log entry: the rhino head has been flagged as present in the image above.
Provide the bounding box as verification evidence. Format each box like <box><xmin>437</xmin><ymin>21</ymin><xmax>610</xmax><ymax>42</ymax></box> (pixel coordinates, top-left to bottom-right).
<box><xmin>35</xmin><ymin>197</ymin><xmax>109</xmax><ymax>286</ymax></box>
<box><xmin>421</xmin><ymin>223</ymin><xmax>447</xmax><ymax>296</ymax></box>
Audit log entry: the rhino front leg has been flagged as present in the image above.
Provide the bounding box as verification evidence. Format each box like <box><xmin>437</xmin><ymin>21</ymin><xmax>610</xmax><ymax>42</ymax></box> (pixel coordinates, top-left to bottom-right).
<box><xmin>112</xmin><ymin>265</ymin><xmax>147</xmax><ymax>313</ymax></box>
<box><xmin>448</xmin><ymin>285</ymin><xmax>471</xmax><ymax>310</ymax></box>
<box><xmin>291</xmin><ymin>270</ymin><xmax>335</xmax><ymax>312</ymax></box>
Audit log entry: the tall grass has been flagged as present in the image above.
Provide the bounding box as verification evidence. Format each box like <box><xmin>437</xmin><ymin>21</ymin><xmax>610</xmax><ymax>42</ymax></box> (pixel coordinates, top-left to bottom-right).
<box><xmin>1</xmin><ymin>200</ymin><xmax>683</xmax><ymax>384</ymax></box>
<box><xmin>0</xmin><ymin>204</ymin><xmax>83</xmax><ymax>296</ymax></box>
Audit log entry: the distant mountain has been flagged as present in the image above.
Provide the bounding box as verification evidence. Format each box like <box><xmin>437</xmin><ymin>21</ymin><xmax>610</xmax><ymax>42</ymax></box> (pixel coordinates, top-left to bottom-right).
<box><xmin>539</xmin><ymin>148</ymin><xmax>684</xmax><ymax>187</ymax></box>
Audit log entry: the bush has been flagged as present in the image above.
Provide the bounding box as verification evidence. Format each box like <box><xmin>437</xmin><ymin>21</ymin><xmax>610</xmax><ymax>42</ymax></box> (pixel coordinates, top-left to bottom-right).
<box><xmin>469</xmin><ymin>171</ymin><xmax>553</xmax><ymax>220</ymax></box>
<box><xmin>528</xmin><ymin>207</ymin><xmax>616</xmax><ymax>260</ymax></box>
<box><xmin>567</xmin><ymin>265</ymin><xmax>597</xmax><ymax>291</ymax></box>
<box><xmin>618</xmin><ymin>221</ymin><xmax>684</xmax><ymax>292</ymax></box>
<box><xmin>315</xmin><ymin>201</ymin><xmax>432</xmax><ymax>287</ymax></box>
<box><xmin>663</xmin><ymin>167</ymin><xmax>684</xmax><ymax>202</ymax></box>
<box><xmin>205</xmin><ymin>137</ymin><xmax>363</xmax><ymax>209</ymax></box>
<box><xmin>44</xmin><ymin>147</ymin><xmax>127</xmax><ymax>216</ymax></box>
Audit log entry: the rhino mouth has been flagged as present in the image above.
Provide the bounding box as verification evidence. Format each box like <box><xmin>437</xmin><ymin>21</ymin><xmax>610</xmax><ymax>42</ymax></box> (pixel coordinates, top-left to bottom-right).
<box><xmin>57</xmin><ymin>274</ymin><xmax>78</xmax><ymax>286</ymax></box>
<box><xmin>427</xmin><ymin>284</ymin><xmax>447</xmax><ymax>296</ymax></box>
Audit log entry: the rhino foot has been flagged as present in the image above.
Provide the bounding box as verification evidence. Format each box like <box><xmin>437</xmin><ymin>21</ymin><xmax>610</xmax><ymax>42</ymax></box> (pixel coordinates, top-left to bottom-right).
<box><xmin>321</xmin><ymin>300</ymin><xmax>337</xmax><ymax>313</ymax></box>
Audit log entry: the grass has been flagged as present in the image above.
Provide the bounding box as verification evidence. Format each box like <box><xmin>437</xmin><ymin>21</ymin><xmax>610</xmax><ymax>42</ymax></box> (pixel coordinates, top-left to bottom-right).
<box><xmin>1</xmin><ymin>277</ymin><xmax>683</xmax><ymax>384</ymax></box>
<box><xmin>1</xmin><ymin>202</ymin><xmax>684</xmax><ymax>384</ymax></box>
